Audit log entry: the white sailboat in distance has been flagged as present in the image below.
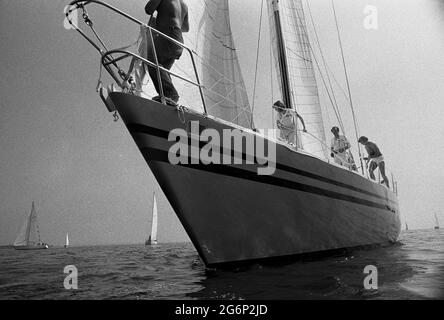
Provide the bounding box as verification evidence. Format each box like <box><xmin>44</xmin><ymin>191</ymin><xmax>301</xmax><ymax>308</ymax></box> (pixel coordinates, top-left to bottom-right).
<box><xmin>14</xmin><ymin>201</ymin><xmax>48</xmax><ymax>250</ymax></box>
<box><xmin>434</xmin><ymin>213</ymin><xmax>440</xmax><ymax>230</ymax></box>
<box><xmin>64</xmin><ymin>233</ymin><xmax>69</xmax><ymax>248</ymax></box>
<box><xmin>145</xmin><ymin>192</ymin><xmax>158</xmax><ymax>245</ymax></box>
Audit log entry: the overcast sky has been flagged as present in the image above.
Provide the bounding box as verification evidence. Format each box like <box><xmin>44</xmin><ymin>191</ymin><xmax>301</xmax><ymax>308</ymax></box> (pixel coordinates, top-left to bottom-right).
<box><xmin>1</xmin><ymin>0</ymin><xmax>443</xmax><ymax>246</ymax></box>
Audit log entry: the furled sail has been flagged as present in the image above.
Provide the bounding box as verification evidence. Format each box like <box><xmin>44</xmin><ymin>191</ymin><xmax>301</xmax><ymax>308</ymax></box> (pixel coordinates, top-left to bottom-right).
<box><xmin>267</xmin><ymin>0</ymin><xmax>327</xmax><ymax>159</ymax></box>
<box><xmin>150</xmin><ymin>193</ymin><xmax>158</xmax><ymax>242</ymax></box>
<box><xmin>177</xmin><ymin>0</ymin><xmax>253</xmax><ymax>128</ymax></box>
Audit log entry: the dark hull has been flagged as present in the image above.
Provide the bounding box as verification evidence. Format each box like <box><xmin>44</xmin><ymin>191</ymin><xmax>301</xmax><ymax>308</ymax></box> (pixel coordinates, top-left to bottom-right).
<box><xmin>14</xmin><ymin>245</ymin><xmax>48</xmax><ymax>250</ymax></box>
<box><xmin>109</xmin><ymin>93</ymin><xmax>401</xmax><ymax>268</ymax></box>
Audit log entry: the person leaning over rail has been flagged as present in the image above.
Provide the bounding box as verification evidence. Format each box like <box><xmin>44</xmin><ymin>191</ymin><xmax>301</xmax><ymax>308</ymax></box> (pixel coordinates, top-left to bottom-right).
<box><xmin>272</xmin><ymin>100</ymin><xmax>306</xmax><ymax>147</ymax></box>
<box><xmin>145</xmin><ymin>0</ymin><xmax>189</xmax><ymax>106</ymax></box>
<box><xmin>358</xmin><ymin>136</ymin><xmax>389</xmax><ymax>187</ymax></box>
<box><xmin>330</xmin><ymin>126</ymin><xmax>356</xmax><ymax>171</ymax></box>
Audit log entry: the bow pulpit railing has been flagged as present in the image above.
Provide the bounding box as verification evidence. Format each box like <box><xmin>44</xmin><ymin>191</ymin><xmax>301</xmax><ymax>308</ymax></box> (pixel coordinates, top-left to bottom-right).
<box><xmin>66</xmin><ymin>0</ymin><xmax>207</xmax><ymax>113</ymax></box>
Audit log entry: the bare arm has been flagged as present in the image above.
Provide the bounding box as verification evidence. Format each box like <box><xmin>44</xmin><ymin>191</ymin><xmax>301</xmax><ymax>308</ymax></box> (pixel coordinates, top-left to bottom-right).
<box><xmin>339</xmin><ymin>137</ymin><xmax>351</xmax><ymax>152</ymax></box>
<box><xmin>145</xmin><ymin>0</ymin><xmax>162</xmax><ymax>15</ymax></box>
<box><xmin>296</xmin><ymin>113</ymin><xmax>307</xmax><ymax>132</ymax></box>
<box><xmin>182</xmin><ymin>11</ymin><xmax>189</xmax><ymax>32</ymax></box>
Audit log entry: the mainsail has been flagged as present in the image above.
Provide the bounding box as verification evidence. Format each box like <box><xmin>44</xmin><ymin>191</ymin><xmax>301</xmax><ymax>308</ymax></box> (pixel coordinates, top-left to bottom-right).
<box><xmin>150</xmin><ymin>193</ymin><xmax>158</xmax><ymax>243</ymax></box>
<box><xmin>267</xmin><ymin>0</ymin><xmax>327</xmax><ymax>159</ymax></box>
<box><xmin>14</xmin><ymin>202</ymin><xmax>40</xmax><ymax>246</ymax></box>
<box><xmin>177</xmin><ymin>0</ymin><xmax>253</xmax><ymax>128</ymax></box>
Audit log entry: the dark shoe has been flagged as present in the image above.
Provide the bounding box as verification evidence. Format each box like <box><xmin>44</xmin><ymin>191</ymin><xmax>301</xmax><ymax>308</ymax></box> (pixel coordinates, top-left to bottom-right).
<box><xmin>152</xmin><ymin>95</ymin><xmax>161</xmax><ymax>102</ymax></box>
<box><xmin>380</xmin><ymin>180</ymin><xmax>389</xmax><ymax>187</ymax></box>
<box><xmin>164</xmin><ymin>97</ymin><xmax>178</xmax><ymax>106</ymax></box>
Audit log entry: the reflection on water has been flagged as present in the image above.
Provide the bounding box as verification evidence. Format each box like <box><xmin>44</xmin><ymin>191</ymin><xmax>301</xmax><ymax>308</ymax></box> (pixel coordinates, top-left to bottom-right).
<box><xmin>0</xmin><ymin>229</ymin><xmax>443</xmax><ymax>299</ymax></box>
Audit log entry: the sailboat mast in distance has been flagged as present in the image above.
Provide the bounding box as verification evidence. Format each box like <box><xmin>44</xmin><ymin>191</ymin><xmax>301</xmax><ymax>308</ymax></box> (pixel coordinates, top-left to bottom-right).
<box><xmin>151</xmin><ymin>193</ymin><xmax>158</xmax><ymax>244</ymax></box>
<box><xmin>13</xmin><ymin>202</ymin><xmax>48</xmax><ymax>250</ymax></box>
<box><xmin>65</xmin><ymin>233</ymin><xmax>69</xmax><ymax>248</ymax></box>
<box><xmin>434</xmin><ymin>213</ymin><xmax>440</xmax><ymax>230</ymax></box>
<box><xmin>146</xmin><ymin>192</ymin><xmax>158</xmax><ymax>245</ymax></box>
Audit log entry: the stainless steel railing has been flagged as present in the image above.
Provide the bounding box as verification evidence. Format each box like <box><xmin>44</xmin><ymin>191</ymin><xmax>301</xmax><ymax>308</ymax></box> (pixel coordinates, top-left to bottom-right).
<box><xmin>66</xmin><ymin>0</ymin><xmax>207</xmax><ymax>112</ymax></box>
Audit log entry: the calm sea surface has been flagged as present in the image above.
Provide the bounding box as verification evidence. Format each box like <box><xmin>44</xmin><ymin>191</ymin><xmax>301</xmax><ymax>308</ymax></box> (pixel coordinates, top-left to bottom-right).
<box><xmin>0</xmin><ymin>229</ymin><xmax>443</xmax><ymax>300</ymax></box>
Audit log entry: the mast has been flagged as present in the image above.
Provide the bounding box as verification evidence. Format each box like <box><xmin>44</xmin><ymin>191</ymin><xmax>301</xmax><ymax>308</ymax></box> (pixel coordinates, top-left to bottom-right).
<box><xmin>267</xmin><ymin>0</ymin><xmax>327</xmax><ymax>158</ymax></box>
<box><xmin>271</xmin><ymin>0</ymin><xmax>292</xmax><ymax>111</ymax></box>
<box><xmin>25</xmin><ymin>202</ymin><xmax>35</xmax><ymax>245</ymax></box>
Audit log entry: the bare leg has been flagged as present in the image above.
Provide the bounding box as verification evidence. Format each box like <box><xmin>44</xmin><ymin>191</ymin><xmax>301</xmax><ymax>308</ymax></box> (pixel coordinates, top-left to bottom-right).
<box><xmin>378</xmin><ymin>161</ymin><xmax>389</xmax><ymax>187</ymax></box>
<box><xmin>368</xmin><ymin>161</ymin><xmax>377</xmax><ymax>180</ymax></box>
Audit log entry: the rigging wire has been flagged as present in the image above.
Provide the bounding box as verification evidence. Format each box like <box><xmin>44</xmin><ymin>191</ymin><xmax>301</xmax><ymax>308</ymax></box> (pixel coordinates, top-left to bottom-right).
<box><xmin>331</xmin><ymin>0</ymin><xmax>364</xmax><ymax>174</ymax></box>
<box><xmin>250</xmin><ymin>0</ymin><xmax>265</xmax><ymax>129</ymax></box>
<box><xmin>305</xmin><ymin>0</ymin><xmax>345</xmax><ymax>134</ymax></box>
<box><xmin>270</xmin><ymin>32</ymin><xmax>275</xmax><ymax>130</ymax></box>
<box><xmin>288</xmin><ymin>10</ymin><xmax>341</xmax><ymax>143</ymax></box>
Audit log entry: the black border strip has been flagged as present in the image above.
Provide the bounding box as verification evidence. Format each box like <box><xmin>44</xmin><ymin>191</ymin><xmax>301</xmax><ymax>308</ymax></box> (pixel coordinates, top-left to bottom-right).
<box><xmin>141</xmin><ymin>147</ymin><xmax>393</xmax><ymax>211</ymax></box>
<box><xmin>127</xmin><ymin>123</ymin><xmax>393</xmax><ymax>203</ymax></box>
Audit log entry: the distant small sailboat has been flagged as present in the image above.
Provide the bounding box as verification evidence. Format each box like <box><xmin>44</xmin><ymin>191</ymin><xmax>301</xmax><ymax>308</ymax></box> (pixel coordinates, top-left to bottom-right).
<box><xmin>434</xmin><ymin>213</ymin><xmax>440</xmax><ymax>230</ymax></box>
<box><xmin>64</xmin><ymin>233</ymin><xmax>69</xmax><ymax>248</ymax></box>
<box><xmin>145</xmin><ymin>193</ymin><xmax>158</xmax><ymax>245</ymax></box>
<box><xmin>405</xmin><ymin>222</ymin><xmax>408</xmax><ymax>231</ymax></box>
<box><xmin>14</xmin><ymin>202</ymin><xmax>48</xmax><ymax>250</ymax></box>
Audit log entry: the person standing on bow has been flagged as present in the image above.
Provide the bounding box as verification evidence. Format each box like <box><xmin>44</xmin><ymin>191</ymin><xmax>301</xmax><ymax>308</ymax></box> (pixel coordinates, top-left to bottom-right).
<box><xmin>145</xmin><ymin>0</ymin><xmax>189</xmax><ymax>105</ymax></box>
<box><xmin>358</xmin><ymin>136</ymin><xmax>389</xmax><ymax>187</ymax></box>
<box><xmin>330</xmin><ymin>126</ymin><xmax>356</xmax><ymax>170</ymax></box>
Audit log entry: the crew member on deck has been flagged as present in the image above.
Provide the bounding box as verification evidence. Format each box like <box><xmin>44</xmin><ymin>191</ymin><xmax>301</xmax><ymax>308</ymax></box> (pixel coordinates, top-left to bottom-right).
<box><xmin>330</xmin><ymin>126</ymin><xmax>356</xmax><ymax>170</ymax></box>
<box><xmin>145</xmin><ymin>0</ymin><xmax>189</xmax><ymax>105</ymax></box>
<box><xmin>358</xmin><ymin>136</ymin><xmax>389</xmax><ymax>187</ymax></box>
<box><xmin>273</xmin><ymin>100</ymin><xmax>306</xmax><ymax>147</ymax></box>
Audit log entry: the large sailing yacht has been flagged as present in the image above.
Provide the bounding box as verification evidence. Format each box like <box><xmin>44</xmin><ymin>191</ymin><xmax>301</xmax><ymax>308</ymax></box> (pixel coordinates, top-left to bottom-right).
<box><xmin>14</xmin><ymin>202</ymin><xmax>48</xmax><ymax>250</ymax></box>
<box><xmin>66</xmin><ymin>0</ymin><xmax>400</xmax><ymax>268</ymax></box>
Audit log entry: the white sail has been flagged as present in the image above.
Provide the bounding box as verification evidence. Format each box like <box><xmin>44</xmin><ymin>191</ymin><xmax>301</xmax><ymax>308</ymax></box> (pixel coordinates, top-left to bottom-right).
<box><xmin>176</xmin><ymin>0</ymin><xmax>252</xmax><ymax>128</ymax></box>
<box><xmin>150</xmin><ymin>193</ymin><xmax>158</xmax><ymax>242</ymax></box>
<box><xmin>65</xmin><ymin>233</ymin><xmax>69</xmax><ymax>247</ymax></box>
<box><xmin>434</xmin><ymin>213</ymin><xmax>440</xmax><ymax>228</ymax></box>
<box><xmin>14</xmin><ymin>202</ymin><xmax>40</xmax><ymax>246</ymax></box>
<box><xmin>14</xmin><ymin>211</ymin><xmax>30</xmax><ymax>246</ymax></box>
<box><xmin>267</xmin><ymin>0</ymin><xmax>327</xmax><ymax>159</ymax></box>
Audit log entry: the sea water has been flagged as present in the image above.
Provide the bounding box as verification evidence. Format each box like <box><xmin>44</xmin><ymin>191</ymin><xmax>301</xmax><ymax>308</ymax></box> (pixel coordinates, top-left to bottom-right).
<box><xmin>0</xmin><ymin>229</ymin><xmax>443</xmax><ymax>299</ymax></box>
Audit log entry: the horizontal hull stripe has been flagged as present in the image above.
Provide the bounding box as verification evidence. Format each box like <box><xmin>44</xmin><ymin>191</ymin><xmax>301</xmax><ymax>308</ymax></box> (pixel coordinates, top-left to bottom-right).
<box><xmin>140</xmin><ymin>146</ymin><xmax>392</xmax><ymax>211</ymax></box>
<box><xmin>127</xmin><ymin>123</ymin><xmax>393</xmax><ymax>203</ymax></box>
